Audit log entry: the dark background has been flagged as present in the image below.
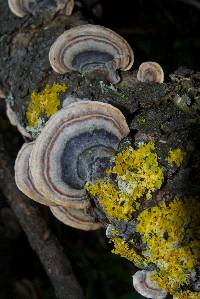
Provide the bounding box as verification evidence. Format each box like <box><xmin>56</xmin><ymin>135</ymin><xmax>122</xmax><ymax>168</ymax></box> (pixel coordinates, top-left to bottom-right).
<box><xmin>0</xmin><ymin>0</ymin><xmax>199</xmax><ymax>298</ymax></box>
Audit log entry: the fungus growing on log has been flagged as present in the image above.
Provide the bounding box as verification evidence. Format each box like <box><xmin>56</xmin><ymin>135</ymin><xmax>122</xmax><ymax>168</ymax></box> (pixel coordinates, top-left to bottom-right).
<box><xmin>50</xmin><ymin>206</ymin><xmax>102</xmax><ymax>231</ymax></box>
<box><xmin>86</xmin><ymin>139</ymin><xmax>200</xmax><ymax>298</ymax></box>
<box><xmin>15</xmin><ymin>142</ymin><xmax>101</xmax><ymax>230</ymax></box>
<box><xmin>15</xmin><ymin>101</ymin><xmax>129</xmax><ymax>210</ymax></box>
<box><xmin>15</xmin><ymin>142</ymin><xmax>55</xmax><ymax>205</ymax></box>
<box><xmin>8</xmin><ymin>0</ymin><xmax>74</xmax><ymax>17</ymax></box>
<box><xmin>137</xmin><ymin>62</ymin><xmax>164</xmax><ymax>83</ymax></box>
<box><xmin>49</xmin><ymin>24</ymin><xmax>134</xmax><ymax>83</ymax></box>
<box><xmin>8</xmin><ymin>0</ymin><xmax>32</xmax><ymax>17</ymax></box>
<box><xmin>133</xmin><ymin>270</ymin><xmax>167</xmax><ymax>299</ymax></box>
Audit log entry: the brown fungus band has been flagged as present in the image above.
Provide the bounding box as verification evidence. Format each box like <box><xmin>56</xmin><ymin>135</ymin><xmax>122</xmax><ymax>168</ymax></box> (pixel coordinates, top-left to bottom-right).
<box><xmin>28</xmin><ymin>101</ymin><xmax>129</xmax><ymax>209</ymax></box>
<box><xmin>49</xmin><ymin>24</ymin><xmax>134</xmax><ymax>84</ymax></box>
<box><xmin>50</xmin><ymin>206</ymin><xmax>102</xmax><ymax>231</ymax></box>
<box><xmin>15</xmin><ymin>142</ymin><xmax>102</xmax><ymax>230</ymax></box>
<box><xmin>137</xmin><ymin>62</ymin><xmax>164</xmax><ymax>83</ymax></box>
<box><xmin>8</xmin><ymin>0</ymin><xmax>74</xmax><ymax>17</ymax></box>
<box><xmin>15</xmin><ymin>142</ymin><xmax>55</xmax><ymax>205</ymax></box>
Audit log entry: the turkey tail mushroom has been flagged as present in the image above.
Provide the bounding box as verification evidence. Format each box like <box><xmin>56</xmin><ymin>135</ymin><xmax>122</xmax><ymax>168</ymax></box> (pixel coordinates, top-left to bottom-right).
<box><xmin>8</xmin><ymin>0</ymin><xmax>74</xmax><ymax>17</ymax></box>
<box><xmin>133</xmin><ymin>271</ymin><xmax>167</xmax><ymax>299</ymax></box>
<box><xmin>49</xmin><ymin>24</ymin><xmax>134</xmax><ymax>84</ymax></box>
<box><xmin>50</xmin><ymin>206</ymin><xmax>102</xmax><ymax>231</ymax></box>
<box><xmin>137</xmin><ymin>62</ymin><xmax>164</xmax><ymax>83</ymax></box>
<box><xmin>29</xmin><ymin>101</ymin><xmax>129</xmax><ymax>209</ymax></box>
<box><xmin>15</xmin><ymin>142</ymin><xmax>55</xmax><ymax>206</ymax></box>
<box><xmin>8</xmin><ymin>0</ymin><xmax>32</xmax><ymax>17</ymax></box>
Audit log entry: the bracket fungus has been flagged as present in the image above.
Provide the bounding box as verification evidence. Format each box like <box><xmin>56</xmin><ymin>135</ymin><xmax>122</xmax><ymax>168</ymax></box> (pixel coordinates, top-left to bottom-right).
<box><xmin>50</xmin><ymin>206</ymin><xmax>102</xmax><ymax>231</ymax></box>
<box><xmin>15</xmin><ymin>142</ymin><xmax>55</xmax><ymax>206</ymax></box>
<box><xmin>49</xmin><ymin>24</ymin><xmax>134</xmax><ymax>83</ymax></box>
<box><xmin>15</xmin><ymin>142</ymin><xmax>101</xmax><ymax>230</ymax></box>
<box><xmin>15</xmin><ymin>100</ymin><xmax>129</xmax><ymax>225</ymax></box>
<box><xmin>29</xmin><ymin>100</ymin><xmax>129</xmax><ymax>208</ymax></box>
<box><xmin>133</xmin><ymin>271</ymin><xmax>167</xmax><ymax>299</ymax></box>
<box><xmin>8</xmin><ymin>0</ymin><xmax>74</xmax><ymax>17</ymax></box>
<box><xmin>8</xmin><ymin>0</ymin><xmax>32</xmax><ymax>17</ymax></box>
<box><xmin>137</xmin><ymin>62</ymin><xmax>164</xmax><ymax>83</ymax></box>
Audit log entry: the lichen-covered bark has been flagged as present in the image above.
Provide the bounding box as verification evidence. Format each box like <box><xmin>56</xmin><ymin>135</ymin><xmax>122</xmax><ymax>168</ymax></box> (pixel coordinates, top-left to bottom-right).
<box><xmin>1</xmin><ymin>1</ymin><xmax>200</xmax><ymax>298</ymax></box>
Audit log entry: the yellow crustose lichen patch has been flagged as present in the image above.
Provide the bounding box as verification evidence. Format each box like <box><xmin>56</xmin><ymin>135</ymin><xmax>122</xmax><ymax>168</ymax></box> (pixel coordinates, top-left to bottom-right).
<box><xmin>175</xmin><ymin>290</ymin><xmax>200</xmax><ymax>299</ymax></box>
<box><xmin>26</xmin><ymin>83</ymin><xmax>67</xmax><ymax>127</ymax></box>
<box><xmin>111</xmin><ymin>237</ymin><xmax>146</xmax><ymax>267</ymax></box>
<box><xmin>136</xmin><ymin>197</ymin><xmax>200</xmax><ymax>299</ymax></box>
<box><xmin>86</xmin><ymin>142</ymin><xmax>164</xmax><ymax>221</ymax></box>
<box><xmin>167</xmin><ymin>148</ymin><xmax>186</xmax><ymax>167</ymax></box>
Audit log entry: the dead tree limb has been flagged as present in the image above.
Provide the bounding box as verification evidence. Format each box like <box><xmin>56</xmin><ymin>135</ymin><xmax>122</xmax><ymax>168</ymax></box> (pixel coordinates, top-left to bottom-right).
<box><xmin>0</xmin><ymin>134</ymin><xmax>84</xmax><ymax>299</ymax></box>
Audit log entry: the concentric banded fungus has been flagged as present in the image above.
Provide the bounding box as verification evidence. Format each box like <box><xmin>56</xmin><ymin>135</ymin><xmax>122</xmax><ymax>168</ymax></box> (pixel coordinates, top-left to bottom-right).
<box><xmin>49</xmin><ymin>24</ymin><xmax>134</xmax><ymax>83</ymax></box>
<box><xmin>8</xmin><ymin>0</ymin><xmax>32</xmax><ymax>17</ymax></box>
<box><xmin>8</xmin><ymin>0</ymin><xmax>74</xmax><ymax>17</ymax></box>
<box><xmin>50</xmin><ymin>206</ymin><xmax>102</xmax><ymax>231</ymax></box>
<box><xmin>15</xmin><ymin>142</ymin><xmax>55</xmax><ymax>205</ymax></box>
<box><xmin>30</xmin><ymin>101</ymin><xmax>129</xmax><ymax>209</ymax></box>
<box><xmin>133</xmin><ymin>271</ymin><xmax>167</xmax><ymax>299</ymax></box>
<box><xmin>137</xmin><ymin>62</ymin><xmax>164</xmax><ymax>83</ymax></box>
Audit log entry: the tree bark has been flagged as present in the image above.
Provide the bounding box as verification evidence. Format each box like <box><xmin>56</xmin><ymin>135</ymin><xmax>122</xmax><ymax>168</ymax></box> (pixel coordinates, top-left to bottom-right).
<box><xmin>0</xmin><ymin>0</ymin><xmax>200</xmax><ymax>297</ymax></box>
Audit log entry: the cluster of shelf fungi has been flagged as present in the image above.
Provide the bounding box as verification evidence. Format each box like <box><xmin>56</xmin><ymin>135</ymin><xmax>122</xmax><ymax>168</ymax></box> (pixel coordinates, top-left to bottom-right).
<box><xmin>3</xmin><ymin>1</ymin><xmax>199</xmax><ymax>299</ymax></box>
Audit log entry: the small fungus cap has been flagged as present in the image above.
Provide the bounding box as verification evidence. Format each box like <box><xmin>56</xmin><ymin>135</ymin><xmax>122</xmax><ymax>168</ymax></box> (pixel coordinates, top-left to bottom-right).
<box><xmin>62</xmin><ymin>0</ymin><xmax>74</xmax><ymax>16</ymax></box>
<box><xmin>30</xmin><ymin>101</ymin><xmax>129</xmax><ymax>209</ymax></box>
<box><xmin>8</xmin><ymin>0</ymin><xmax>74</xmax><ymax>17</ymax></box>
<box><xmin>133</xmin><ymin>271</ymin><xmax>167</xmax><ymax>299</ymax></box>
<box><xmin>137</xmin><ymin>62</ymin><xmax>164</xmax><ymax>83</ymax></box>
<box><xmin>50</xmin><ymin>206</ymin><xmax>102</xmax><ymax>231</ymax></box>
<box><xmin>15</xmin><ymin>142</ymin><xmax>55</xmax><ymax>205</ymax></box>
<box><xmin>49</xmin><ymin>24</ymin><xmax>134</xmax><ymax>83</ymax></box>
<box><xmin>8</xmin><ymin>0</ymin><xmax>32</xmax><ymax>17</ymax></box>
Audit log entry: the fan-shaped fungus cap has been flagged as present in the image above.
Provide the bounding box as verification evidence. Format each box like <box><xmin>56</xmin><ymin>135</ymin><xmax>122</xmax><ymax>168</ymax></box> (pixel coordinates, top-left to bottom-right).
<box><xmin>137</xmin><ymin>62</ymin><xmax>164</xmax><ymax>83</ymax></box>
<box><xmin>50</xmin><ymin>206</ymin><xmax>102</xmax><ymax>231</ymax></box>
<box><xmin>49</xmin><ymin>24</ymin><xmax>134</xmax><ymax>84</ymax></box>
<box><xmin>133</xmin><ymin>271</ymin><xmax>167</xmax><ymax>299</ymax></box>
<box><xmin>30</xmin><ymin>101</ymin><xmax>129</xmax><ymax>209</ymax></box>
<box><xmin>15</xmin><ymin>142</ymin><xmax>56</xmax><ymax>205</ymax></box>
<box><xmin>8</xmin><ymin>0</ymin><xmax>32</xmax><ymax>17</ymax></box>
<box><xmin>8</xmin><ymin>0</ymin><xmax>74</xmax><ymax>17</ymax></box>
<box><xmin>61</xmin><ymin>0</ymin><xmax>74</xmax><ymax>16</ymax></box>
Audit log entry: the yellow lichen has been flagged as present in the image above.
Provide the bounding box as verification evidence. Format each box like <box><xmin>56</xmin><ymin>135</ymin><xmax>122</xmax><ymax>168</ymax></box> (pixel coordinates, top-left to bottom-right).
<box><xmin>136</xmin><ymin>196</ymin><xmax>200</xmax><ymax>298</ymax></box>
<box><xmin>111</xmin><ymin>237</ymin><xmax>146</xmax><ymax>267</ymax></box>
<box><xmin>167</xmin><ymin>148</ymin><xmax>186</xmax><ymax>167</ymax></box>
<box><xmin>26</xmin><ymin>83</ymin><xmax>67</xmax><ymax>127</ymax></box>
<box><xmin>175</xmin><ymin>290</ymin><xmax>200</xmax><ymax>299</ymax></box>
<box><xmin>86</xmin><ymin>142</ymin><xmax>164</xmax><ymax>221</ymax></box>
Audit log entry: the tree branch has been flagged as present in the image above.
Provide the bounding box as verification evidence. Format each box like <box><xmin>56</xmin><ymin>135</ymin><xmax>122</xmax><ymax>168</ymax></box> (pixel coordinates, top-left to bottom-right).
<box><xmin>0</xmin><ymin>135</ymin><xmax>84</xmax><ymax>299</ymax></box>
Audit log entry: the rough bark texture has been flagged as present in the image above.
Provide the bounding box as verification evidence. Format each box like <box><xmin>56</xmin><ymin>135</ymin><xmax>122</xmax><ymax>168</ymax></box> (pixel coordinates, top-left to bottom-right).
<box><xmin>1</xmin><ymin>0</ymin><xmax>200</xmax><ymax>297</ymax></box>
